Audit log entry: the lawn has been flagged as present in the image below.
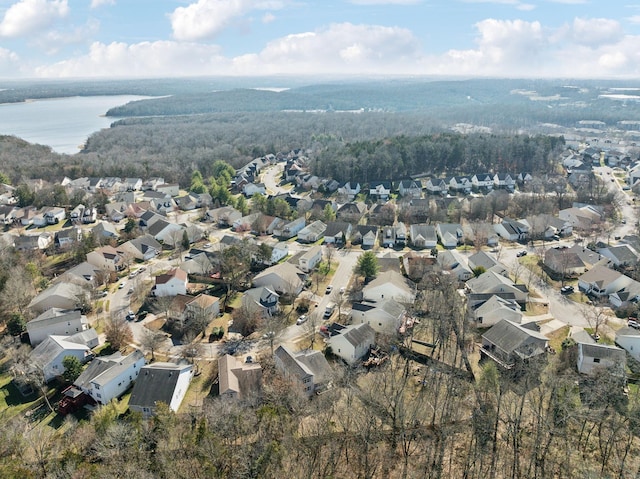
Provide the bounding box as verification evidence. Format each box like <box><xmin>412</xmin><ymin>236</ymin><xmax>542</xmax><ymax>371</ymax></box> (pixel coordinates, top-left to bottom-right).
<box><xmin>547</xmin><ymin>325</ymin><xmax>570</xmax><ymax>351</ymax></box>
<box><xmin>0</xmin><ymin>373</ymin><xmax>42</xmax><ymax>419</ymax></box>
<box><xmin>179</xmin><ymin>360</ymin><xmax>217</xmax><ymax>413</ymax></box>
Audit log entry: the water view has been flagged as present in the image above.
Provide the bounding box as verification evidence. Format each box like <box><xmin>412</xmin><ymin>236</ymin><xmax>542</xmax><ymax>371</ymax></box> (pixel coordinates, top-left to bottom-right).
<box><xmin>0</xmin><ymin>95</ymin><xmax>150</xmax><ymax>154</ymax></box>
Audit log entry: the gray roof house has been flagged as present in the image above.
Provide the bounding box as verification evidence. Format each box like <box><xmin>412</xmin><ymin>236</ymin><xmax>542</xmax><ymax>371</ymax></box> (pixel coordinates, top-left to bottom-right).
<box><xmin>577</xmin><ymin>342</ymin><xmax>626</xmax><ymax>377</ymax></box>
<box><xmin>218</xmin><ymin>354</ymin><xmax>262</xmax><ymax>401</ymax></box>
<box><xmin>26</xmin><ymin>308</ymin><xmax>90</xmax><ymax>346</ymax></box>
<box><xmin>481</xmin><ymin>319</ymin><xmax>548</xmax><ymax>369</ymax></box>
<box><xmin>128</xmin><ymin>362</ymin><xmax>194</xmax><ymax>416</ymax></box>
<box><xmin>274</xmin><ymin>345</ymin><xmax>332</xmax><ymax>397</ymax></box>
<box><xmin>30</xmin><ymin>335</ymin><xmax>93</xmax><ymax>382</ymax></box>
<box><xmin>328</xmin><ymin>323</ymin><xmax>376</xmax><ymax>366</ymax></box>
<box><xmin>409</xmin><ymin>224</ymin><xmax>437</xmax><ymax>249</ymax></box>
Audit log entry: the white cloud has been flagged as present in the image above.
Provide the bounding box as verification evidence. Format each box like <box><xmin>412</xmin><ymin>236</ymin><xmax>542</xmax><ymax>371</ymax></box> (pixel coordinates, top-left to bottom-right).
<box><xmin>0</xmin><ymin>47</ymin><xmax>22</xmax><ymax>77</ymax></box>
<box><xmin>262</xmin><ymin>12</ymin><xmax>275</xmax><ymax>23</ymax></box>
<box><xmin>232</xmin><ymin>23</ymin><xmax>424</xmax><ymax>75</ymax></box>
<box><xmin>169</xmin><ymin>0</ymin><xmax>287</xmax><ymax>41</ymax></box>
<box><xmin>0</xmin><ymin>0</ymin><xmax>69</xmax><ymax>38</ymax></box>
<box><xmin>35</xmin><ymin>19</ymin><xmax>100</xmax><ymax>55</ymax></box>
<box><xmin>628</xmin><ymin>15</ymin><xmax>640</xmax><ymax>25</ymax></box>
<box><xmin>90</xmin><ymin>0</ymin><xmax>115</xmax><ymax>7</ymax></box>
<box><xmin>34</xmin><ymin>40</ymin><xmax>229</xmax><ymax>77</ymax></box>
<box><xmin>568</xmin><ymin>18</ymin><xmax>622</xmax><ymax>47</ymax></box>
<box><xmin>24</xmin><ymin>16</ymin><xmax>640</xmax><ymax>79</ymax></box>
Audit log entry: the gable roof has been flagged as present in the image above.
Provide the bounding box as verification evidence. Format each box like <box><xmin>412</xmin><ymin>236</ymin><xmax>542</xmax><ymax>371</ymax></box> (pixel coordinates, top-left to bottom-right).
<box><xmin>31</xmin><ymin>335</ymin><xmax>90</xmax><ymax>366</ymax></box>
<box><xmin>482</xmin><ymin>319</ymin><xmax>548</xmax><ymax>359</ymax></box>
<box><xmin>275</xmin><ymin>345</ymin><xmax>331</xmax><ymax>382</ymax></box>
<box><xmin>128</xmin><ymin>362</ymin><xmax>192</xmax><ymax>409</ymax></box>
<box><xmin>578</xmin><ymin>342</ymin><xmax>626</xmax><ymax>361</ymax></box>
<box><xmin>156</xmin><ymin>268</ymin><xmax>188</xmax><ymax>285</ymax></box>
<box><xmin>75</xmin><ymin>350</ymin><xmax>145</xmax><ymax>390</ymax></box>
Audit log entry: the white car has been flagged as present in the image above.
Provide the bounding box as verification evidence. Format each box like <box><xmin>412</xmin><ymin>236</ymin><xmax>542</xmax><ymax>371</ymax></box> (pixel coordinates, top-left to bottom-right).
<box><xmin>118</xmin><ymin>281</ymin><xmax>126</xmax><ymax>289</ymax></box>
<box><xmin>296</xmin><ymin>315</ymin><xmax>308</xmax><ymax>325</ymax></box>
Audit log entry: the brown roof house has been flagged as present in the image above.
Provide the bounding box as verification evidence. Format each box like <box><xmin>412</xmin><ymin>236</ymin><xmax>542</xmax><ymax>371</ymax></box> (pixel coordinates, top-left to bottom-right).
<box><xmin>218</xmin><ymin>354</ymin><xmax>262</xmax><ymax>401</ymax></box>
<box><xmin>153</xmin><ymin>268</ymin><xmax>188</xmax><ymax>297</ymax></box>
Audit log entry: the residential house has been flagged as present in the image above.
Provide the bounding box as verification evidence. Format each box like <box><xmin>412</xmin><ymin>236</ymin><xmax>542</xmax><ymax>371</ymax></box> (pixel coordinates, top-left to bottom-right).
<box><xmin>402</xmin><ymin>252</ymin><xmax>437</xmax><ymax>281</ymax></box>
<box><xmin>123</xmin><ymin>177</ymin><xmax>143</xmax><ymax>191</ymax></box>
<box><xmin>128</xmin><ymin>362</ymin><xmax>194</xmax><ymax>416</ymax></box>
<box><xmin>395</xmin><ymin>222</ymin><xmax>408</xmax><ymax>246</ymax></box>
<box><xmin>598</xmin><ymin>244</ymin><xmax>639</xmax><ymax>268</ymax></box>
<box><xmin>352</xmin><ymin>225</ymin><xmax>379</xmax><ymax>248</ymax></box>
<box><xmin>182</xmin><ymin>293</ymin><xmax>220</xmax><ymax>326</ymax></box>
<box><xmin>28</xmin><ymin>282</ymin><xmax>87</xmax><ymax>314</ymax></box>
<box><xmin>615</xmin><ymin>327</ymin><xmax>640</xmax><ymax>362</ymax></box>
<box><xmin>55</xmin><ymin>227</ymin><xmax>82</xmax><ymax>249</ymax></box>
<box><xmin>14</xmin><ymin>233</ymin><xmax>53</xmax><ymax>251</ymax></box>
<box><xmin>381</xmin><ymin>225</ymin><xmax>397</xmax><ymax>248</ymax></box>
<box><xmin>44</xmin><ymin>207</ymin><xmax>66</xmax><ymax>225</ymax></box>
<box><xmin>143</xmin><ymin>190</ymin><xmax>174</xmax><ymax>213</ymax></box>
<box><xmin>369</xmin><ymin>181</ymin><xmax>392</xmax><ymax>201</ymax></box>
<box><xmin>363</xmin><ymin>270</ymin><xmax>417</xmax><ymax>303</ymax></box>
<box><xmin>336</xmin><ymin>202</ymin><xmax>367</xmax><ymax>223</ymax></box>
<box><xmin>328</xmin><ymin>323</ymin><xmax>376</xmax><ymax>366</ymax></box>
<box><xmin>156</xmin><ymin>183</ymin><xmax>179</xmax><ymax>197</ymax></box>
<box><xmin>175</xmin><ymin>194</ymin><xmax>199</xmax><ymax>211</ymax></box>
<box><xmin>323</xmin><ymin>222</ymin><xmax>352</xmax><ymax>245</ymax></box>
<box><xmin>577</xmin><ymin>342</ymin><xmax>626</xmax><ymax>376</ymax></box>
<box><xmin>558</xmin><ymin>204</ymin><xmax>603</xmax><ymax>231</ymax></box>
<box><xmin>271</xmin><ymin>242</ymin><xmax>289</xmax><ymax>264</ymax></box>
<box><xmin>243</xmin><ymin>183</ymin><xmax>267</xmax><ymax>197</ymax></box>
<box><xmin>87</xmin><ymin>245</ymin><xmax>125</xmax><ymax>272</ymax></box>
<box><xmin>351</xmin><ymin>298</ymin><xmax>406</xmax><ymax>334</ymax></box>
<box><xmin>105</xmin><ymin>202</ymin><xmax>127</xmax><ymax>223</ymax></box>
<box><xmin>436</xmin><ymin>223</ymin><xmax>464</xmax><ymax>249</ymax></box>
<box><xmin>466</xmin><ymin>270</ymin><xmax>529</xmax><ymax>306</ymax></box>
<box><xmin>55</xmin><ymin>262</ymin><xmax>101</xmax><ymax>287</ymax></box>
<box><xmin>397</xmin><ymin>180</ymin><xmax>422</xmax><ymax>198</ymax></box>
<box><xmin>252</xmin><ymin>262</ymin><xmax>306</xmax><ymax>296</ymax></box>
<box><xmin>494</xmin><ymin>218</ymin><xmax>529</xmax><ymax>242</ymax></box>
<box><xmin>74</xmin><ymin>350</ymin><xmax>146</xmax><ymax>405</ymax></box>
<box><xmin>494</xmin><ymin>173</ymin><xmax>516</xmax><ymax>190</ymax></box>
<box><xmin>448</xmin><ymin>176</ymin><xmax>472</xmax><ymax>194</ymax></box>
<box><xmin>578</xmin><ymin>265</ymin><xmax>631</xmax><ymax>297</ymax></box>
<box><xmin>273</xmin><ymin>217</ymin><xmax>306</xmax><ymax>239</ymax></box>
<box><xmin>481</xmin><ymin>319</ymin><xmax>549</xmax><ymax>369</ymax></box>
<box><xmin>147</xmin><ymin>219</ymin><xmax>183</xmax><ymax>245</ymax></box>
<box><xmin>437</xmin><ymin>250</ymin><xmax>473</xmax><ymax>281</ymax></box>
<box><xmin>338</xmin><ymin>182</ymin><xmax>361</xmax><ymax>200</ymax></box>
<box><xmin>153</xmin><ymin>268</ymin><xmax>188</xmax><ymax>297</ymax></box>
<box><xmin>472</xmin><ymin>295</ymin><xmax>522</xmax><ymax>327</ymax></box>
<box><xmin>517</xmin><ymin>172</ymin><xmax>533</xmax><ymax>184</ymax></box>
<box><xmin>218</xmin><ymin>354</ymin><xmax>262</xmax><ymax>401</ymax></box>
<box><xmin>139</xmin><ymin>210</ymin><xmax>164</xmax><ymax>229</ymax></box>
<box><xmin>242</xmin><ymin>286</ymin><xmax>279</xmax><ymax>317</ymax></box>
<box><xmin>27</xmin><ymin>308</ymin><xmax>90</xmax><ymax>347</ymax></box>
<box><xmin>609</xmin><ymin>281</ymin><xmax>640</xmax><ymax>309</ymax></box>
<box><xmin>274</xmin><ymin>345</ymin><xmax>332</xmax><ymax>397</ymax></box>
<box><xmin>205</xmin><ymin>206</ymin><xmax>242</xmax><ymax>227</ymax></box>
<box><xmin>544</xmin><ymin>247</ymin><xmax>587</xmax><ymax>278</ymax></box>
<box><xmin>232</xmin><ymin>212</ymin><xmax>261</xmax><ymax>233</ymax></box>
<box><xmin>180</xmin><ymin>252</ymin><xmax>214</xmax><ymax>276</ymax></box>
<box><xmin>118</xmin><ymin>234</ymin><xmax>163</xmax><ymax>261</ymax></box>
<box><xmin>30</xmin><ymin>335</ymin><xmax>93</xmax><ymax>382</ymax></box>
<box><xmin>298</xmin><ymin>245</ymin><xmax>323</xmax><ymax>273</ymax></box>
<box><xmin>425</xmin><ymin>178</ymin><xmax>447</xmax><ymax>195</ymax></box>
<box><xmin>468</xmin><ymin>251</ymin><xmax>499</xmax><ymax>272</ymax></box>
<box><xmin>409</xmin><ymin>224</ymin><xmax>438</xmax><ymax>249</ymax></box>
<box><xmin>298</xmin><ymin>220</ymin><xmax>327</xmax><ymax>243</ymax></box>
<box><xmin>91</xmin><ymin>221</ymin><xmax>119</xmax><ymax>241</ymax></box>
<box><xmin>471</xmin><ymin>173</ymin><xmax>494</xmax><ymax>191</ymax></box>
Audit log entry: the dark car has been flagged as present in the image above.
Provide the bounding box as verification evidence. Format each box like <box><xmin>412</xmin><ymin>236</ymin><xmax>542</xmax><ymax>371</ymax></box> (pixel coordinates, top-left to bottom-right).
<box><xmin>516</xmin><ymin>250</ymin><xmax>528</xmax><ymax>257</ymax></box>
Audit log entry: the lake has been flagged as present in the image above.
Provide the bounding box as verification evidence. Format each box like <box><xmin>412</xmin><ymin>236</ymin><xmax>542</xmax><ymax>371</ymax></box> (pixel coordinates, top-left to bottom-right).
<box><xmin>0</xmin><ymin>95</ymin><xmax>150</xmax><ymax>154</ymax></box>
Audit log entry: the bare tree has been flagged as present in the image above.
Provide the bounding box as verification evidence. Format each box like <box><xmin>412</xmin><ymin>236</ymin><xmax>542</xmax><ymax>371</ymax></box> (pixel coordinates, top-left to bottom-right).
<box><xmin>140</xmin><ymin>328</ymin><xmax>167</xmax><ymax>361</ymax></box>
<box><xmin>104</xmin><ymin>315</ymin><xmax>133</xmax><ymax>351</ymax></box>
<box><xmin>581</xmin><ymin>304</ymin><xmax>609</xmax><ymax>339</ymax></box>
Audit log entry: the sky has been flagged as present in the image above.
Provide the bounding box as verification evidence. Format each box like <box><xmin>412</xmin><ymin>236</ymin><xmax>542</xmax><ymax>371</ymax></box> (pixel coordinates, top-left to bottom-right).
<box><xmin>0</xmin><ymin>0</ymin><xmax>639</xmax><ymax>79</ymax></box>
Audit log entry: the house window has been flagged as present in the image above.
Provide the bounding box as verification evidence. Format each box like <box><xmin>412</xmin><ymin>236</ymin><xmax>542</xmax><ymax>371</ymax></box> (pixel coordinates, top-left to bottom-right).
<box><xmin>594</xmin><ymin>358</ymin><xmax>601</xmax><ymax>363</ymax></box>
<box><xmin>96</xmin><ymin>393</ymin><xmax>101</xmax><ymax>398</ymax></box>
<box><xmin>95</xmin><ymin>384</ymin><xmax>100</xmax><ymax>389</ymax></box>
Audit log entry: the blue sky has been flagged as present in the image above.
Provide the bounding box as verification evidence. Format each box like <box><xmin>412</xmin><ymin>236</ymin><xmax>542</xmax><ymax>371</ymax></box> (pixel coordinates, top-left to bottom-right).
<box><xmin>0</xmin><ymin>0</ymin><xmax>639</xmax><ymax>79</ymax></box>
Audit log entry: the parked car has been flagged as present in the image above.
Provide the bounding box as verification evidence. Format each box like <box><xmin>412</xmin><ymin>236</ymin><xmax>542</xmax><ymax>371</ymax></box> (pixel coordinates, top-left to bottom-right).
<box><xmin>126</xmin><ymin>310</ymin><xmax>135</xmax><ymax>321</ymax></box>
<box><xmin>296</xmin><ymin>315</ymin><xmax>308</xmax><ymax>325</ymax></box>
<box><xmin>118</xmin><ymin>281</ymin><xmax>126</xmax><ymax>289</ymax></box>
<box><xmin>516</xmin><ymin>250</ymin><xmax>527</xmax><ymax>257</ymax></box>
<box><xmin>560</xmin><ymin>285</ymin><xmax>574</xmax><ymax>294</ymax></box>
<box><xmin>325</xmin><ymin>285</ymin><xmax>334</xmax><ymax>294</ymax></box>
<box><xmin>628</xmin><ymin>319</ymin><xmax>640</xmax><ymax>330</ymax></box>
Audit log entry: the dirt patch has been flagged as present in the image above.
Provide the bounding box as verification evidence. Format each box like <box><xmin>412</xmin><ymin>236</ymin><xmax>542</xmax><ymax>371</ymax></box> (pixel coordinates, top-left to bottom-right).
<box><xmin>145</xmin><ymin>317</ymin><xmax>166</xmax><ymax>332</ymax></box>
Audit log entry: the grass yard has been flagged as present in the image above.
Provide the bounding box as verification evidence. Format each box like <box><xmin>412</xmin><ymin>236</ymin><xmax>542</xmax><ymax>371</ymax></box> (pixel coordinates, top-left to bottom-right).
<box><xmin>179</xmin><ymin>360</ymin><xmax>217</xmax><ymax>413</ymax></box>
<box><xmin>547</xmin><ymin>325</ymin><xmax>570</xmax><ymax>351</ymax></box>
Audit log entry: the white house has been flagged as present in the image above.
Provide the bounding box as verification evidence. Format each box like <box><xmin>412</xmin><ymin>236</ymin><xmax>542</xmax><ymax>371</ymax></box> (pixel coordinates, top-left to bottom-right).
<box><xmin>44</xmin><ymin>207</ymin><xmax>66</xmax><ymax>225</ymax></box>
<box><xmin>28</xmin><ymin>282</ymin><xmax>87</xmax><ymax>314</ymax></box>
<box><xmin>369</xmin><ymin>181</ymin><xmax>392</xmax><ymax>200</ymax></box>
<box><xmin>436</xmin><ymin>223</ymin><xmax>464</xmax><ymax>249</ymax></box>
<box><xmin>298</xmin><ymin>220</ymin><xmax>327</xmax><ymax>243</ymax></box>
<box><xmin>472</xmin><ymin>295</ymin><xmax>523</xmax><ymax>327</ymax></box>
<box><xmin>298</xmin><ymin>245</ymin><xmax>323</xmax><ymax>273</ymax></box>
<box><xmin>128</xmin><ymin>362</ymin><xmax>193</xmax><ymax>416</ymax></box>
<box><xmin>425</xmin><ymin>178</ymin><xmax>447</xmax><ymax>195</ymax></box>
<box><xmin>242</xmin><ymin>286</ymin><xmax>279</xmax><ymax>317</ymax></box>
<box><xmin>27</xmin><ymin>308</ymin><xmax>90</xmax><ymax>347</ymax></box>
<box><xmin>273</xmin><ymin>217</ymin><xmax>306</xmax><ymax>239</ymax></box>
<box><xmin>471</xmin><ymin>173</ymin><xmax>494</xmax><ymax>191</ymax></box>
<box><xmin>74</xmin><ymin>350</ymin><xmax>146</xmax><ymax>405</ymax></box>
<box><xmin>30</xmin><ymin>336</ymin><xmax>93</xmax><ymax>382</ymax></box>
<box><xmin>578</xmin><ymin>265</ymin><xmax>631</xmax><ymax>298</ymax></box>
<box><xmin>409</xmin><ymin>224</ymin><xmax>438</xmax><ymax>249</ymax></box>
<box><xmin>328</xmin><ymin>323</ymin><xmax>376</xmax><ymax>366</ymax></box>
<box><xmin>494</xmin><ymin>218</ymin><xmax>529</xmax><ymax>242</ymax></box>
<box><xmin>253</xmin><ymin>262</ymin><xmax>306</xmax><ymax>296</ymax></box>
<box><xmin>153</xmin><ymin>268</ymin><xmax>188</xmax><ymax>297</ymax></box>
<box><xmin>118</xmin><ymin>235</ymin><xmax>162</xmax><ymax>261</ymax></box>
<box><xmin>615</xmin><ymin>327</ymin><xmax>640</xmax><ymax>362</ymax></box>
<box><xmin>351</xmin><ymin>298</ymin><xmax>405</xmax><ymax>334</ymax></box>
<box><xmin>577</xmin><ymin>342</ymin><xmax>626</xmax><ymax>376</ymax></box>
<box><xmin>437</xmin><ymin>250</ymin><xmax>473</xmax><ymax>281</ymax></box>
<box><xmin>494</xmin><ymin>173</ymin><xmax>516</xmax><ymax>190</ymax></box>
<box><xmin>363</xmin><ymin>270</ymin><xmax>416</xmax><ymax>304</ymax></box>
<box><xmin>338</xmin><ymin>182</ymin><xmax>361</xmax><ymax>200</ymax></box>
<box><xmin>271</xmin><ymin>242</ymin><xmax>289</xmax><ymax>264</ymax></box>
<box><xmin>397</xmin><ymin>180</ymin><xmax>422</xmax><ymax>198</ymax></box>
